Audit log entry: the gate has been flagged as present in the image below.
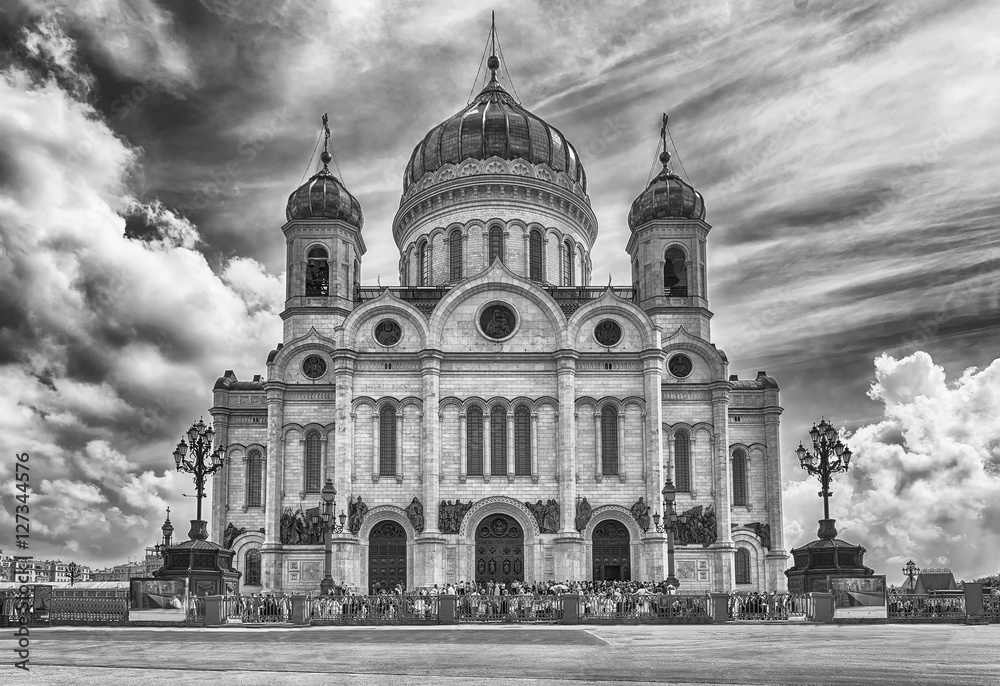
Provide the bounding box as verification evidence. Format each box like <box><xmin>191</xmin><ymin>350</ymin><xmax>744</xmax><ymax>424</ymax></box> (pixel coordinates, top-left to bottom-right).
<box><xmin>593</xmin><ymin>519</ymin><xmax>631</xmax><ymax>581</ymax></box>
<box><xmin>368</xmin><ymin>520</ymin><xmax>407</xmax><ymax>593</ymax></box>
<box><xmin>475</xmin><ymin>514</ymin><xmax>524</xmax><ymax>588</ymax></box>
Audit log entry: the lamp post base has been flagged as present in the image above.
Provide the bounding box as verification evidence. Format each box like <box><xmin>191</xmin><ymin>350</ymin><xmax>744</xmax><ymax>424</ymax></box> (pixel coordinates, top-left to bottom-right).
<box><xmin>320</xmin><ymin>577</ymin><xmax>333</xmax><ymax>595</ymax></box>
<box><xmin>664</xmin><ymin>576</ymin><xmax>680</xmax><ymax>589</ymax></box>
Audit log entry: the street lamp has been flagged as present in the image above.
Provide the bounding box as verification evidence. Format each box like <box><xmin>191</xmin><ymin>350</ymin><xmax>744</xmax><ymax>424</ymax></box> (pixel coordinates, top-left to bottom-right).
<box><xmin>67</xmin><ymin>561</ymin><xmax>78</xmax><ymax>586</ymax></box>
<box><xmin>902</xmin><ymin>559</ymin><xmax>920</xmax><ymax>593</ymax></box>
<box><xmin>796</xmin><ymin>417</ymin><xmax>852</xmax><ymax>539</ymax></box>
<box><xmin>319</xmin><ymin>478</ymin><xmax>345</xmax><ymax>595</ymax></box>
<box><xmin>661</xmin><ymin>479</ymin><xmax>680</xmax><ymax>589</ymax></box>
<box><xmin>173</xmin><ymin>418</ymin><xmax>226</xmax><ymax>540</ymax></box>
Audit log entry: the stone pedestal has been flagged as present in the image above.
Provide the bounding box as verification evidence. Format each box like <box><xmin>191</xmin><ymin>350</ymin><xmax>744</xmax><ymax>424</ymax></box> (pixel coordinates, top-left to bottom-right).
<box><xmin>414</xmin><ymin>536</ymin><xmax>447</xmax><ymax>587</ymax></box>
<box><xmin>641</xmin><ymin>533</ymin><xmax>666</xmax><ymax>581</ymax></box>
<box><xmin>553</xmin><ymin>536</ymin><xmax>586</xmax><ymax>580</ymax></box>
<box><xmin>785</xmin><ymin>519</ymin><xmax>874</xmax><ymax>594</ymax></box>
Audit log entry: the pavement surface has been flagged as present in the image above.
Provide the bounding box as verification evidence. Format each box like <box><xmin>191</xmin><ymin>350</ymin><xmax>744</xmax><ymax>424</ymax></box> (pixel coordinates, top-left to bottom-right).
<box><xmin>6</xmin><ymin>623</ymin><xmax>999</xmax><ymax>685</ymax></box>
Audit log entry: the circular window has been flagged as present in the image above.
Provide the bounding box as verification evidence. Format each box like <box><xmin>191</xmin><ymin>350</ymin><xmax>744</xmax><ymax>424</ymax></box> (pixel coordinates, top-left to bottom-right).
<box><xmin>668</xmin><ymin>354</ymin><xmax>693</xmax><ymax>378</ymax></box>
<box><xmin>478</xmin><ymin>302</ymin><xmax>518</xmax><ymax>341</ymax></box>
<box><xmin>302</xmin><ymin>354</ymin><xmax>327</xmax><ymax>379</ymax></box>
<box><xmin>594</xmin><ymin>319</ymin><xmax>622</xmax><ymax>346</ymax></box>
<box><xmin>373</xmin><ymin>319</ymin><xmax>402</xmax><ymax>347</ymax></box>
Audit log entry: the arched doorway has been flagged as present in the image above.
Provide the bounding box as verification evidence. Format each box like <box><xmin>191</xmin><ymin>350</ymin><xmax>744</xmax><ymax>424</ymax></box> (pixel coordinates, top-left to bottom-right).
<box><xmin>592</xmin><ymin>519</ymin><xmax>631</xmax><ymax>581</ymax></box>
<box><xmin>474</xmin><ymin>514</ymin><xmax>524</xmax><ymax>588</ymax></box>
<box><xmin>368</xmin><ymin>520</ymin><xmax>407</xmax><ymax>593</ymax></box>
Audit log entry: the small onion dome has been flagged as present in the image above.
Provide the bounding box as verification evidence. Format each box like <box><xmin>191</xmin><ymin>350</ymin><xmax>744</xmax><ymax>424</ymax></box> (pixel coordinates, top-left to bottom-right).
<box><xmin>404</xmin><ymin>77</ymin><xmax>587</xmax><ymax>193</ymax></box>
<box><xmin>627</xmin><ymin>151</ymin><xmax>705</xmax><ymax>229</ymax></box>
<box><xmin>285</xmin><ymin>161</ymin><xmax>364</xmax><ymax>229</ymax></box>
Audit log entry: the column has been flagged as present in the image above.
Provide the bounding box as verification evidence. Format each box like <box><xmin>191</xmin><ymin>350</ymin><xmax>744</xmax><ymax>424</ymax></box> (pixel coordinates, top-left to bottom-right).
<box><xmin>459</xmin><ymin>412</ymin><xmax>467</xmax><ymax>482</ymax></box>
<box><xmin>763</xmin><ymin>401</ymin><xmax>787</xmax><ymax>591</ymax></box>
<box><xmin>530</xmin><ymin>412</ymin><xmax>539</xmax><ymax>483</ymax></box>
<box><xmin>711</xmin><ymin>381</ymin><xmax>734</xmax><ymax>592</ymax></box>
<box><xmin>593</xmin><ymin>411</ymin><xmax>602</xmax><ymax>482</ymax></box>
<box><xmin>372</xmin><ymin>411</ymin><xmax>380</xmax><ymax>482</ymax></box>
<box><xmin>554</xmin><ymin>351</ymin><xmax>578</xmax><ymax>533</ymax></box>
<box><xmin>210</xmin><ymin>410</ymin><xmax>231</xmax><ymax>543</ymax></box>
<box><xmin>262</xmin><ymin>382</ymin><xmax>286</xmax><ymax>591</ymax></box>
<box><xmin>420</xmin><ymin>350</ymin><xmax>443</xmax><ymax>532</ymax></box>
<box><xmin>506</xmin><ymin>410</ymin><xmax>515</xmax><ymax>482</ymax></box>
<box><xmin>483</xmin><ymin>409</ymin><xmax>492</xmax><ymax>482</ymax></box>
<box><xmin>395</xmin><ymin>410</ymin><xmax>404</xmax><ymax>482</ymax></box>
<box><xmin>617</xmin><ymin>411</ymin><xmax>626</xmax><ymax>482</ymax></box>
<box><xmin>641</xmin><ymin>349</ymin><xmax>665</xmax><ymax>507</ymax></box>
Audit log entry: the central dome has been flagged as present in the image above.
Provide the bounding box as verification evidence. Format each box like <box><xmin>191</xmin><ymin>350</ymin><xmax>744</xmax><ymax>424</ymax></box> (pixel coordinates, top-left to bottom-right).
<box><xmin>403</xmin><ymin>76</ymin><xmax>587</xmax><ymax>194</ymax></box>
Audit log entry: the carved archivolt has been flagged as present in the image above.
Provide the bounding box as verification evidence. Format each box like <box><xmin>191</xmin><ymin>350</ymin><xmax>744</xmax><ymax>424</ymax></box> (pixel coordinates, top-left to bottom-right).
<box><xmin>584</xmin><ymin>504</ymin><xmax>645</xmax><ymax>541</ymax></box>
<box><xmin>457</xmin><ymin>495</ymin><xmax>541</xmax><ymax>539</ymax></box>
<box><xmin>356</xmin><ymin>504</ymin><xmax>417</xmax><ymax>542</ymax></box>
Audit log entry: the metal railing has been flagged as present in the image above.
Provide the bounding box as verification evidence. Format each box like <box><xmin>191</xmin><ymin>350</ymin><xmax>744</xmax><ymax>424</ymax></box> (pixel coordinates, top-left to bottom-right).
<box><xmin>581</xmin><ymin>593</ymin><xmax>710</xmax><ymax>623</ymax></box>
<box><xmin>887</xmin><ymin>594</ymin><xmax>967</xmax><ymax>621</ymax></box>
<box><xmin>223</xmin><ymin>595</ymin><xmax>291</xmax><ymax>623</ymax></box>
<box><xmin>983</xmin><ymin>593</ymin><xmax>999</xmax><ymax>623</ymax></box>
<box><xmin>310</xmin><ymin>594</ymin><xmax>439</xmax><ymax>624</ymax></box>
<box><xmin>187</xmin><ymin>596</ymin><xmax>205</xmax><ymax>623</ymax></box>
<box><xmin>0</xmin><ymin>591</ymin><xmax>41</xmax><ymax>627</ymax></box>
<box><xmin>50</xmin><ymin>595</ymin><xmax>129</xmax><ymax>624</ymax></box>
<box><xmin>457</xmin><ymin>594</ymin><xmax>563</xmax><ymax>623</ymax></box>
<box><xmin>729</xmin><ymin>593</ymin><xmax>813</xmax><ymax>621</ymax></box>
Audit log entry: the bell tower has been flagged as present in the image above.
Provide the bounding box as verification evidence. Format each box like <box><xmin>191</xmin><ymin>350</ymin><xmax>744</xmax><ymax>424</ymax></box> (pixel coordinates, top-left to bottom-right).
<box><xmin>625</xmin><ymin>115</ymin><xmax>712</xmax><ymax>341</ymax></box>
<box><xmin>281</xmin><ymin>114</ymin><xmax>366</xmax><ymax>341</ymax></box>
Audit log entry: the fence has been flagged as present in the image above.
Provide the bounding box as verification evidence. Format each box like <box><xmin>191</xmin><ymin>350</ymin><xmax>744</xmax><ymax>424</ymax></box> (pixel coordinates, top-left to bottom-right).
<box><xmin>887</xmin><ymin>594</ymin><xmax>968</xmax><ymax>622</ymax></box>
<box><xmin>311</xmin><ymin>594</ymin><xmax>439</xmax><ymax>624</ymax></box>
<box><xmin>50</xmin><ymin>595</ymin><xmax>129</xmax><ymax>624</ymax></box>
<box><xmin>984</xmin><ymin>593</ymin><xmax>999</xmax><ymax>623</ymax></box>
<box><xmin>457</xmin><ymin>594</ymin><xmax>562</xmax><ymax>623</ymax></box>
<box><xmin>729</xmin><ymin>593</ymin><xmax>813</xmax><ymax>621</ymax></box>
<box><xmin>581</xmin><ymin>593</ymin><xmax>710</xmax><ymax>623</ymax></box>
<box><xmin>223</xmin><ymin>595</ymin><xmax>291</xmax><ymax>623</ymax></box>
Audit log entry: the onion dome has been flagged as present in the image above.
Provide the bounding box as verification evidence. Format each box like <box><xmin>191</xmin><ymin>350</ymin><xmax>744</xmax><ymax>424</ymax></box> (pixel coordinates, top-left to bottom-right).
<box><xmin>403</xmin><ymin>65</ymin><xmax>587</xmax><ymax>194</ymax></box>
<box><xmin>286</xmin><ymin>120</ymin><xmax>364</xmax><ymax>229</ymax></box>
<box><xmin>628</xmin><ymin>149</ymin><xmax>705</xmax><ymax>229</ymax></box>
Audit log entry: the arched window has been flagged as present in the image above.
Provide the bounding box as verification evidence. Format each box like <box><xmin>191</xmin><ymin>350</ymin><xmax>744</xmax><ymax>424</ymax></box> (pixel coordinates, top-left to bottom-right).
<box><xmin>674</xmin><ymin>432</ymin><xmax>691</xmax><ymax>492</ymax></box>
<box><xmin>488</xmin><ymin>225</ymin><xmax>504</xmax><ymax>264</ymax></box>
<box><xmin>529</xmin><ymin>230</ymin><xmax>543</xmax><ymax>281</ymax></box>
<box><xmin>565</xmin><ymin>240</ymin><xmax>575</xmax><ymax>286</ymax></box>
<box><xmin>247</xmin><ymin>449</ymin><xmax>263</xmax><ymax>508</ymax></box>
<box><xmin>305</xmin><ymin>246</ymin><xmax>329</xmax><ymax>296</ymax></box>
<box><xmin>304</xmin><ymin>431</ymin><xmax>322</xmax><ymax>493</ymax></box>
<box><xmin>401</xmin><ymin>254</ymin><xmax>409</xmax><ymax>286</ymax></box>
<box><xmin>735</xmin><ymin>548</ymin><xmax>751</xmax><ymax>585</ymax></box>
<box><xmin>560</xmin><ymin>240</ymin><xmax>573</xmax><ymax>286</ymax></box>
<box><xmin>601</xmin><ymin>406</ymin><xmax>619</xmax><ymax>476</ymax></box>
<box><xmin>245</xmin><ymin>549</ymin><xmax>261</xmax><ymax>586</ymax></box>
<box><xmin>732</xmin><ymin>449</ymin><xmax>748</xmax><ymax>506</ymax></box>
<box><xmin>491</xmin><ymin>406</ymin><xmax>507</xmax><ymax>476</ymax></box>
<box><xmin>353</xmin><ymin>258</ymin><xmax>360</xmax><ymax>292</ymax></box>
<box><xmin>514</xmin><ymin>405</ymin><xmax>531</xmax><ymax>476</ymax></box>
<box><xmin>379</xmin><ymin>406</ymin><xmax>397</xmax><ymax>477</ymax></box>
<box><xmin>450</xmin><ymin>229</ymin><xmax>463</xmax><ymax>281</ymax></box>
<box><xmin>467</xmin><ymin>407</ymin><xmax>484</xmax><ymax>476</ymax></box>
<box><xmin>663</xmin><ymin>247</ymin><xmax>688</xmax><ymax>296</ymax></box>
<box><xmin>417</xmin><ymin>240</ymin><xmax>429</xmax><ymax>286</ymax></box>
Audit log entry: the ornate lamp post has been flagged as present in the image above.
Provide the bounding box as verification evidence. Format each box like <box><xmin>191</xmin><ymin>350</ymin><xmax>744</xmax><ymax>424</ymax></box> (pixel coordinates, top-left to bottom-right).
<box><xmin>662</xmin><ymin>479</ymin><xmax>680</xmax><ymax>589</ymax></box>
<box><xmin>902</xmin><ymin>559</ymin><xmax>920</xmax><ymax>593</ymax></box>
<box><xmin>67</xmin><ymin>561</ymin><xmax>78</xmax><ymax>586</ymax></box>
<box><xmin>795</xmin><ymin>417</ymin><xmax>852</xmax><ymax>539</ymax></box>
<box><xmin>318</xmin><ymin>478</ymin><xmax>347</xmax><ymax>595</ymax></box>
<box><xmin>172</xmin><ymin>418</ymin><xmax>226</xmax><ymax>540</ymax></box>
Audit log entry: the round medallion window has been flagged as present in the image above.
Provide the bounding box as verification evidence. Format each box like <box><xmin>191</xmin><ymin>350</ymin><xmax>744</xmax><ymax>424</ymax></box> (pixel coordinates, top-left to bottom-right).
<box><xmin>594</xmin><ymin>319</ymin><xmax>622</xmax><ymax>346</ymax></box>
<box><xmin>478</xmin><ymin>303</ymin><xmax>518</xmax><ymax>341</ymax></box>
<box><xmin>302</xmin><ymin>354</ymin><xmax>327</xmax><ymax>379</ymax></box>
<box><xmin>373</xmin><ymin>319</ymin><xmax>402</xmax><ymax>346</ymax></box>
<box><xmin>668</xmin><ymin>354</ymin><xmax>693</xmax><ymax>378</ymax></box>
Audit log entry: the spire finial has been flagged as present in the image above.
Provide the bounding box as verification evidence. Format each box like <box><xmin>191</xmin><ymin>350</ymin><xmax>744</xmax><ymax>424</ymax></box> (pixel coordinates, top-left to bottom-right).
<box><xmin>320</xmin><ymin>112</ymin><xmax>332</xmax><ymax>169</ymax></box>
<box><xmin>659</xmin><ymin>113</ymin><xmax>671</xmax><ymax>168</ymax></box>
<box><xmin>487</xmin><ymin>11</ymin><xmax>500</xmax><ymax>82</ymax></box>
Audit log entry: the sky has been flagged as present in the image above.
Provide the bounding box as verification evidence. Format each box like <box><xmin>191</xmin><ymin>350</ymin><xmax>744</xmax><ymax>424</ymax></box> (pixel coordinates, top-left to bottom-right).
<box><xmin>0</xmin><ymin>0</ymin><xmax>998</xmax><ymax>583</ymax></box>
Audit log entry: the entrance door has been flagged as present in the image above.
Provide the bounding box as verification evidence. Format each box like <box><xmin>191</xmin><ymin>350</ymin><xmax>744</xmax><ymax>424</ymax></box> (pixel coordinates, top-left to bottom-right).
<box><xmin>474</xmin><ymin>514</ymin><xmax>524</xmax><ymax>588</ymax></box>
<box><xmin>368</xmin><ymin>520</ymin><xmax>407</xmax><ymax>593</ymax></box>
<box><xmin>592</xmin><ymin>519</ymin><xmax>631</xmax><ymax>581</ymax></box>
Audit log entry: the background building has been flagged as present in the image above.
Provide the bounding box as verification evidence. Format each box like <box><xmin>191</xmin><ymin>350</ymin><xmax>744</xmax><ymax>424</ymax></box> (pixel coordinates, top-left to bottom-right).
<box><xmin>210</xmin><ymin>42</ymin><xmax>787</xmax><ymax>595</ymax></box>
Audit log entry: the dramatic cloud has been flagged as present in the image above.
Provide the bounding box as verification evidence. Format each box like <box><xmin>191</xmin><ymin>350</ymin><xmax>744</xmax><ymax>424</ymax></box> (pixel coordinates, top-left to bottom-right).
<box><xmin>0</xmin><ymin>19</ymin><xmax>282</xmax><ymax>567</ymax></box>
<box><xmin>783</xmin><ymin>352</ymin><xmax>1000</xmax><ymax>580</ymax></box>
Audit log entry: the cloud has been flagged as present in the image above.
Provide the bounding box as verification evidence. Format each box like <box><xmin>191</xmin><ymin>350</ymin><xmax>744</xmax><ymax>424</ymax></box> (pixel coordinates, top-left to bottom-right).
<box><xmin>0</xmin><ymin>21</ymin><xmax>282</xmax><ymax>566</ymax></box>
<box><xmin>783</xmin><ymin>352</ymin><xmax>1000</xmax><ymax>581</ymax></box>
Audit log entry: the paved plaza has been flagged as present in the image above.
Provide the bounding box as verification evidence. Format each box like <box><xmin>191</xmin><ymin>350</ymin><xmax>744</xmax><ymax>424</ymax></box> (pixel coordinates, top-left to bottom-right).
<box><xmin>8</xmin><ymin>623</ymin><xmax>999</xmax><ymax>685</ymax></box>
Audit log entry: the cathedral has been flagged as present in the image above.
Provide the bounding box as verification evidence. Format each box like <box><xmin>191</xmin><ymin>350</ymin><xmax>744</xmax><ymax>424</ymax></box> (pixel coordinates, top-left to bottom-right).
<box><xmin>209</xmin><ymin>35</ymin><xmax>788</xmax><ymax>595</ymax></box>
